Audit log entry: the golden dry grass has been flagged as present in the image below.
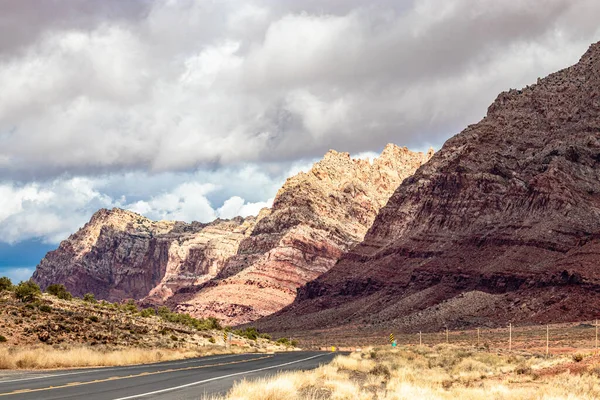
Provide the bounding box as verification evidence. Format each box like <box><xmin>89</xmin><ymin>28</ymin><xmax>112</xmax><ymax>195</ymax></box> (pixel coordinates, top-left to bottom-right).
<box><xmin>0</xmin><ymin>345</ymin><xmax>254</xmax><ymax>369</ymax></box>
<box><xmin>209</xmin><ymin>345</ymin><xmax>600</xmax><ymax>400</ymax></box>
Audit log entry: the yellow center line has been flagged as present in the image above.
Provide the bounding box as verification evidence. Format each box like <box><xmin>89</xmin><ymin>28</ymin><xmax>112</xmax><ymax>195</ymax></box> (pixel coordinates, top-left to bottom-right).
<box><xmin>0</xmin><ymin>355</ymin><xmax>273</xmax><ymax>397</ymax></box>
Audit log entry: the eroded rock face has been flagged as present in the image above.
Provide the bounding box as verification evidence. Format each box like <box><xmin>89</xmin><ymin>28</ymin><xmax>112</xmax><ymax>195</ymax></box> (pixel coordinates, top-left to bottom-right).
<box><xmin>255</xmin><ymin>41</ymin><xmax>600</xmax><ymax>334</ymax></box>
<box><xmin>166</xmin><ymin>145</ymin><xmax>432</xmax><ymax>325</ymax></box>
<box><xmin>33</xmin><ymin>145</ymin><xmax>432</xmax><ymax>324</ymax></box>
<box><xmin>33</xmin><ymin>208</ymin><xmax>260</xmax><ymax>302</ymax></box>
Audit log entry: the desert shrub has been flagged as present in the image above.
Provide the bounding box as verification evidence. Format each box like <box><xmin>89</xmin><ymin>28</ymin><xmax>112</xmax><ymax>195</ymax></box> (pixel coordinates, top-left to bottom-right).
<box><xmin>291</xmin><ymin>340</ymin><xmax>298</xmax><ymax>347</ymax></box>
<box><xmin>276</xmin><ymin>337</ymin><xmax>290</xmax><ymax>345</ymax></box>
<box><xmin>170</xmin><ymin>335</ymin><xmax>178</xmax><ymax>341</ymax></box>
<box><xmin>259</xmin><ymin>333</ymin><xmax>272</xmax><ymax>340</ymax></box>
<box><xmin>83</xmin><ymin>293</ymin><xmax>96</xmax><ymax>303</ymax></box>
<box><xmin>573</xmin><ymin>353</ymin><xmax>584</xmax><ymax>362</ymax></box>
<box><xmin>208</xmin><ymin>337</ymin><xmax>216</xmax><ymax>344</ymax></box>
<box><xmin>89</xmin><ymin>316</ymin><xmax>99</xmax><ymax>323</ymax></box>
<box><xmin>46</xmin><ymin>284</ymin><xmax>72</xmax><ymax>300</ymax></box>
<box><xmin>125</xmin><ymin>299</ymin><xmax>138</xmax><ymax>313</ymax></box>
<box><xmin>0</xmin><ymin>277</ymin><xmax>13</xmax><ymax>292</ymax></box>
<box><xmin>14</xmin><ymin>281</ymin><xmax>41</xmax><ymax>302</ymax></box>
<box><xmin>157</xmin><ymin>306</ymin><xmax>221</xmax><ymax>331</ymax></box>
<box><xmin>515</xmin><ymin>363</ymin><xmax>532</xmax><ymax>375</ymax></box>
<box><xmin>0</xmin><ymin>335</ymin><xmax>7</xmax><ymax>342</ymax></box>
<box><xmin>369</xmin><ymin>364</ymin><xmax>391</xmax><ymax>380</ymax></box>
<box><xmin>38</xmin><ymin>304</ymin><xmax>52</xmax><ymax>313</ymax></box>
<box><xmin>235</xmin><ymin>327</ymin><xmax>260</xmax><ymax>340</ymax></box>
<box><xmin>140</xmin><ymin>308</ymin><xmax>155</xmax><ymax>318</ymax></box>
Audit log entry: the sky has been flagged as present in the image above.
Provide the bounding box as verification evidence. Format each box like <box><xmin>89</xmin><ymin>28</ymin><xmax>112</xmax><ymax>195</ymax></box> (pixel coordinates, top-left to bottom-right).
<box><xmin>1</xmin><ymin>0</ymin><xmax>599</xmax><ymax>283</ymax></box>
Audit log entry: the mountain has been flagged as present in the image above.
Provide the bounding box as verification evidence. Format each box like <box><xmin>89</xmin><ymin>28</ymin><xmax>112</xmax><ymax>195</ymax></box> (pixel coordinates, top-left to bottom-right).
<box><xmin>254</xmin><ymin>41</ymin><xmax>600</xmax><ymax>335</ymax></box>
<box><xmin>33</xmin><ymin>144</ymin><xmax>432</xmax><ymax>325</ymax></box>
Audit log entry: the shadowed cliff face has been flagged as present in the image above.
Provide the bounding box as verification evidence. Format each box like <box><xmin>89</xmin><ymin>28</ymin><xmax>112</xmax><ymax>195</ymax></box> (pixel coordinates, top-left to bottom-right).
<box><xmin>33</xmin><ymin>145</ymin><xmax>432</xmax><ymax>324</ymax></box>
<box><xmin>254</xmin><ymin>42</ymin><xmax>600</xmax><ymax>334</ymax></box>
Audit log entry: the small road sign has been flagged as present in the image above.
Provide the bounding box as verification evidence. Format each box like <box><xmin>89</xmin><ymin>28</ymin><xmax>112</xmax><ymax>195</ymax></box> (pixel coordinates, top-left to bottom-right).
<box><xmin>223</xmin><ymin>332</ymin><xmax>228</xmax><ymax>342</ymax></box>
<box><xmin>389</xmin><ymin>333</ymin><xmax>394</xmax><ymax>343</ymax></box>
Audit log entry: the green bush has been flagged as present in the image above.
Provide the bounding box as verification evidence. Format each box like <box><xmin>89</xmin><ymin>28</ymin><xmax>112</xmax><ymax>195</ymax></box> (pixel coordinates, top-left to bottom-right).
<box><xmin>140</xmin><ymin>308</ymin><xmax>155</xmax><ymax>318</ymax></box>
<box><xmin>234</xmin><ymin>327</ymin><xmax>260</xmax><ymax>340</ymax></box>
<box><xmin>0</xmin><ymin>277</ymin><xmax>13</xmax><ymax>292</ymax></box>
<box><xmin>14</xmin><ymin>281</ymin><xmax>41</xmax><ymax>302</ymax></box>
<box><xmin>46</xmin><ymin>284</ymin><xmax>72</xmax><ymax>300</ymax></box>
<box><xmin>156</xmin><ymin>306</ymin><xmax>221</xmax><ymax>331</ymax></box>
<box><xmin>208</xmin><ymin>337</ymin><xmax>216</xmax><ymax>344</ymax></box>
<box><xmin>0</xmin><ymin>335</ymin><xmax>7</xmax><ymax>343</ymax></box>
<box><xmin>125</xmin><ymin>300</ymin><xmax>138</xmax><ymax>313</ymax></box>
<box><xmin>170</xmin><ymin>335</ymin><xmax>178</xmax><ymax>341</ymax></box>
<box><xmin>276</xmin><ymin>337</ymin><xmax>290</xmax><ymax>345</ymax></box>
<box><xmin>573</xmin><ymin>353</ymin><xmax>584</xmax><ymax>362</ymax></box>
<box><xmin>89</xmin><ymin>316</ymin><xmax>99</xmax><ymax>323</ymax></box>
<box><xmin>83</xmin><ymin>293</ymin><xmax>97</xmax><ymax>303</ymax></box>
<box><xmin>38</xmin><ymin>304</ymin><xmax>52</xmax><ymax>313</ymax></box>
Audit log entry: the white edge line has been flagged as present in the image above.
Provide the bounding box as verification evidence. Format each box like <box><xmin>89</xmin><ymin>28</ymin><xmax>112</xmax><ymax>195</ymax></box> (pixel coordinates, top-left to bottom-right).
<box><xmin>113</xmin><ymin>353</ymin><xmax>330</xmax><ymax>400</ymax></box>
<box><xmin>0</xmin><ymin>353</ymin><xmax>251</xmax><ymax>385</ymax></box>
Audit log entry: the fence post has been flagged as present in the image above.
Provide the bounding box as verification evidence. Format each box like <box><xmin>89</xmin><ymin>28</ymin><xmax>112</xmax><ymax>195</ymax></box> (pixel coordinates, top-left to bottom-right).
<box><xmin>509</xmin><ymin>323</ymin><xmax>512</xmax><ymax>352</ymax></box>
<box><xmin>477</xmin><ymin>328</ymin><xmax>480</xmax><ymax>347</ymax></box>
<box><xmin>419</xmin><ymin>331</ymin><xmax>422</xmax><ymax>346</ymax></box>
<box><xmin>546</xmin><ymin>325</ymin><xmax>549</xmax><ymax>358</ymax></box>
<box><xmin>594</xmin><ymin>320</ymin><xmax>598</xmax><ymax>354</ymax></box>
<box><xmin>446</xmin><ymin>328</ymin><xmax>449</xmax><ymax>344</ymax></box>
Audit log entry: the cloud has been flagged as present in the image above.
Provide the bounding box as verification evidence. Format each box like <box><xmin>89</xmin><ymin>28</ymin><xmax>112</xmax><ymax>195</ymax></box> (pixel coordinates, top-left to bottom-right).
<box><xmin>0</xmin><ymin>0</ymin><xmax>598</xmax><ymax>179</ymax></box>
<box><xmin>1</xmin><ymin>0</ymin><xmax>600</xmax><ymax>250</ymax></box>
<box><xmin>0</xmin><ymin>267</ymin><xmax>34</xmax><ymax>283</ymax></box>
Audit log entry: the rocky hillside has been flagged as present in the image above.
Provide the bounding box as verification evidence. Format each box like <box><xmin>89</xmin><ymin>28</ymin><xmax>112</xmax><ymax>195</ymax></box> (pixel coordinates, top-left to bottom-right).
<box><xmin>166</xmin><ymin>145</ymin><xmax>433</xmax><ymax>325</ymax></box>
<box><xmin>33</xmin><ymin>209</ymin><xmax>260</xmax><ymax>302</ymax></box>
<box><xmin>33</xmin><ymin>145</ymin><xmax>432</xmax><ymax>325</ymax></box>
<box><xmin>255</xmin><ymin>41</ymin><xmax>600</xmax><ymax>334</ymax></box>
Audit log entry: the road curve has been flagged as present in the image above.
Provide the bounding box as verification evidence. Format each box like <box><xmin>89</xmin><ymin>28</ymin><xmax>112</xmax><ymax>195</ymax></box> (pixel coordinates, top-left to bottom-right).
<box><xmin>0</xmin><ymin>351</ymin><xmax>336</xmax><ymax>400</ymax></box>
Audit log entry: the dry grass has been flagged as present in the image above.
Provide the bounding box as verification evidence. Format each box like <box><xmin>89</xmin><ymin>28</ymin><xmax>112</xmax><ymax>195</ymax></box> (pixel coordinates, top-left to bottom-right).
<box><xmin>209</xmin><ymin>345</ymin><xmax>600</xmax><ymax>400</ymax></box>
<box><xmin>0</xmin><ymin>345</ymin><xmax>253</xmax><ymax>369</ymax></box>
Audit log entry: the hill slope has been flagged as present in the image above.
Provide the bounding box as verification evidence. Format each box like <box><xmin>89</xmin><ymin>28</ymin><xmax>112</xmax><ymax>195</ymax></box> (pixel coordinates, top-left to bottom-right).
<box><xmin>255</xmin><ymin>41</ymin><xmax>600</xmax><ymax>334</ymax></box>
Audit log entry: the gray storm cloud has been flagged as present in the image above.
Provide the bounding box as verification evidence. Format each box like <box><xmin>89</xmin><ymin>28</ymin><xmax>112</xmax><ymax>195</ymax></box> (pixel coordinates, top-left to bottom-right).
<box><xmin>0</xmin><ymin>0</ymin><xmax>599</xmax><ymax>244</ymax></box>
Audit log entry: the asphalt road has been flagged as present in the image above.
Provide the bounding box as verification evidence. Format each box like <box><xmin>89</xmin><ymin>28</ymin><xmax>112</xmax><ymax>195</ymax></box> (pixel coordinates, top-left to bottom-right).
<box><xmin>0</xmin><ymin>351</ymin><xmax>336</xmax><ymax>400</ymax></box>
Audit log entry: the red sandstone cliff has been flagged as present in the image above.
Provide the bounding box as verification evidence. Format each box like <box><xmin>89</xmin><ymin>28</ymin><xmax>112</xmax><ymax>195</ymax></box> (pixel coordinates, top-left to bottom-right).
<box><xmin>255</xmin><ymin>41</ymin><xmax>600</xmax><ymax>334</ymax></box>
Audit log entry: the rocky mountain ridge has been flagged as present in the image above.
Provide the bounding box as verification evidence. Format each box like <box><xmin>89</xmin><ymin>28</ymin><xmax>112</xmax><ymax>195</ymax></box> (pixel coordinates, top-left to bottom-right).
<box><xmin>254</xmin><ymin>41</ymin><xmax>600</xmax><ymax>335</ymax></box>
<box><xmin>33</xmin><ymin>144</ymin><xmax>433</xmax><ymax>325</ymax></box>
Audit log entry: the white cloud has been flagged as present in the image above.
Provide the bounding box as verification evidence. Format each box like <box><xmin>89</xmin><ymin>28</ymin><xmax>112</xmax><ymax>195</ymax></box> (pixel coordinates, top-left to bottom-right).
<box><xmin>0</xmin><ymin>267</ymin><xmax>34</xmax><ymax>283</ymax></box>
<box><xmin>1</xmin><ymin>0</ymin><xmax>600</xmax><ymax>248</ymax></box>
<box><xmin>217</xmin><ymin>196</ymin><xmax>273</xmax><ymax>219</ymax></box>
<box><xmin>1</xmin><ymin>0</ymin><xmax>599</xmax><ymax>178</ymax></box>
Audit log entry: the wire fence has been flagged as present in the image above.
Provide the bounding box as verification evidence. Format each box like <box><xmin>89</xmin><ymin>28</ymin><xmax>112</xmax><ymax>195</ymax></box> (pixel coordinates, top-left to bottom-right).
<box><xmin>294</xmin><ymin>320</ymin><xmax>600</xmax><ymax>355</ymax></box>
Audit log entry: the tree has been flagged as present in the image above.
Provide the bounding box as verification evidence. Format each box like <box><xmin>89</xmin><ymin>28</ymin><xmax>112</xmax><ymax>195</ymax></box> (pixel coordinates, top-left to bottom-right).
<box><xmin>46</xmin><ymin>284</ymin><xmax>72</xmax><ymax>300</ymax></box>
<box><xmin>83</xmin><ymin>293</ymin><xmax>96</xmax><ymax>303</ymax></box>
<box><xmin>0</xmin><ymin>277</ymin><xmax>13</xmax><ymax>292</ymax></box>
<box><xmin>14</xmin><ymin>281</ymin><xmax>41</xmax><ymax>302</ymax></box>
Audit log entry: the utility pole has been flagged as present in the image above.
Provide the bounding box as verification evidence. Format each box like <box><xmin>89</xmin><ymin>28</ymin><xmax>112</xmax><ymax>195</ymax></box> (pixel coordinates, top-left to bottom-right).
<box><xmin>509</xmin><ymin>323</ymin><xmax>512</xmax><ymax>352</ymax></box>
<box><xmin>477</xmin><ymin>328</ymin><xmax>480</xmax><ymax>347</ymax></box>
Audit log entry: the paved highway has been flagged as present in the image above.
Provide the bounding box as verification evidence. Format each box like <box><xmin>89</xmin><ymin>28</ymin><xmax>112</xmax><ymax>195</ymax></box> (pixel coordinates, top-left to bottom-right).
<box><xmin>0</xmin><ymin>351</ymin><xmax>335</xmax><ymax>399</ymax></box>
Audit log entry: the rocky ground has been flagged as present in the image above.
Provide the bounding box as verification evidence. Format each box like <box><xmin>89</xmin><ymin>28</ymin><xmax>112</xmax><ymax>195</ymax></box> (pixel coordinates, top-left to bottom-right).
<box><xmin>0</xmin><ymin>289</ymin><xmax>281</xmax><ymax>352</ymax></box>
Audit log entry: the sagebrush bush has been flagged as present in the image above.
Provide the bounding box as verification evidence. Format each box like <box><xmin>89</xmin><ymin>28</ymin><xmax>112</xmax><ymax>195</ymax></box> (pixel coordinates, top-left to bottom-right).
<box><xmin>38</xmin><ymin>304</ymin><xmax>52</xmax><ymax>313</ymax></box>
<box><xmin>14</xmin><ymin>281</ymin><xmax>41</xmax><ymax>302</ymax></box>
<box><xmin>83</xmin><ymin>293</ymin><xmax>96</xmax><ymax>303</ymax></box>
<box><xmin>0</xmin><ymin>335</ymin><xmax>7</xmax><ymax>343</ymax></box>
<box><xmin>0</xmin><ymin>276</ymin><xmax>13</xmax><ymax>292</ymax></box>
<box><xmin>46</xmin><ymin>284</ymin><xmax>72</xmax><ymax>300</ymax></box>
